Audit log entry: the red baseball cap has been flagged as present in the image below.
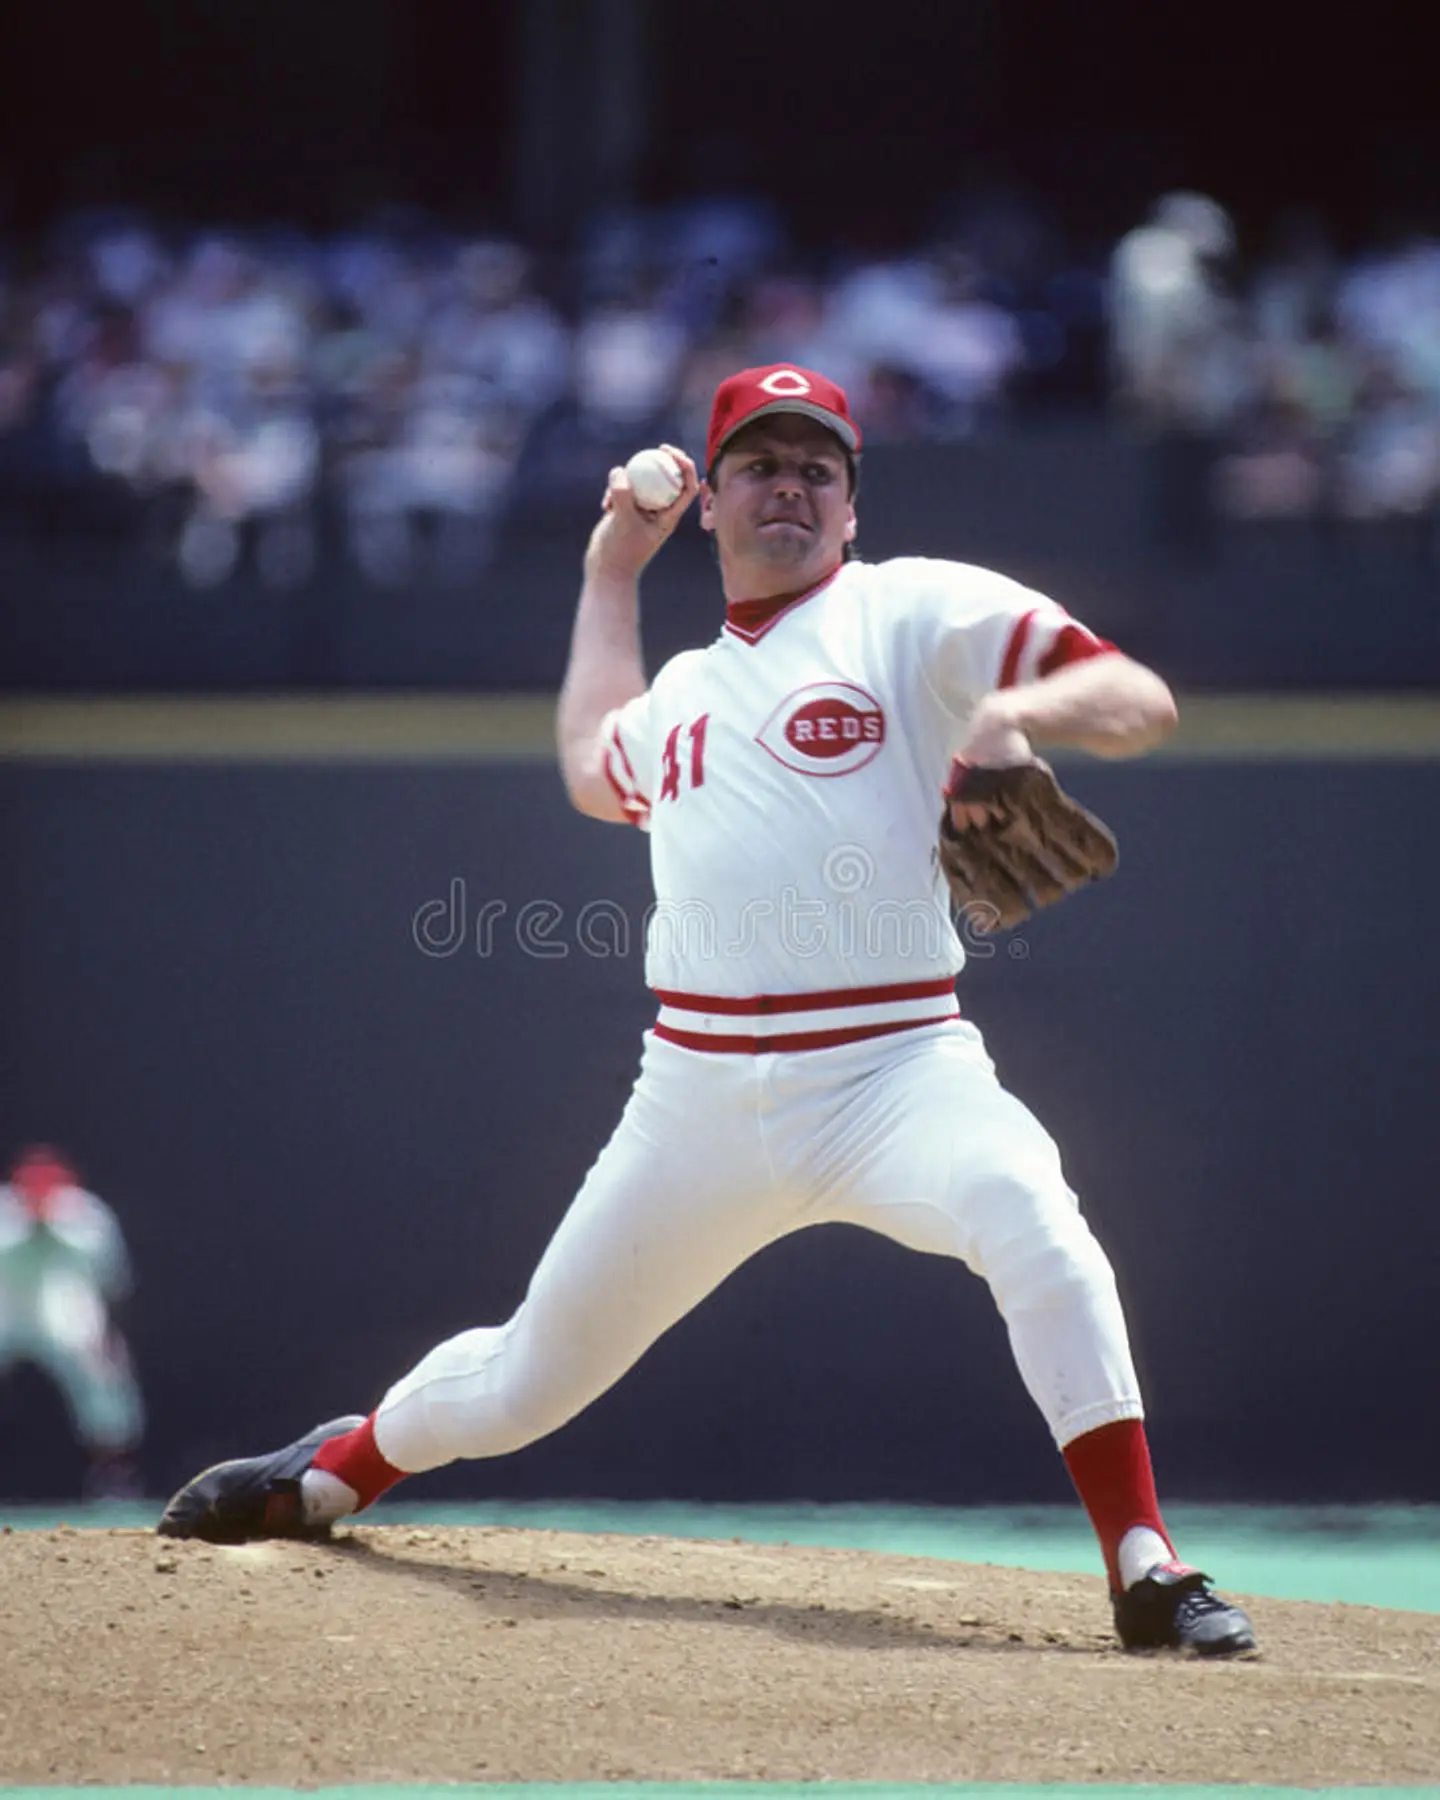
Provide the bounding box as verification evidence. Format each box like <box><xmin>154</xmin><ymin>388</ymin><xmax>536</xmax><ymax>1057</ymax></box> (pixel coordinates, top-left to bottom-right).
<box><xmin>706</xmin><ymin>364</ymin><xmax>861</xmax><ymax>472</ymax></box>
<box><xmin>10</xmin><ymin>1144</ymin><xmax>75</xmax><ymax>1202</ymax></box>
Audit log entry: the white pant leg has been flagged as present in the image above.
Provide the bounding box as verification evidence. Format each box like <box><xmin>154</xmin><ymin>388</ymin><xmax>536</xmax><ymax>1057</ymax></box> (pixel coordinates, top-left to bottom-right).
<box><xmin>376</xmin><ymin>1038</ymin><xmax>799</xmax><ymax>1473</ymax></box>
<box><xmin>807</xmin><ymin>1021</ymin><xmax>1143</xmax><ymax>1448</ymax></box>
<box><xmin>1</xmin><ymin>1285</ymin><xmax>145</xmax><ymax>1452</ymax></box>
<box><xmin>28</xmin><ymin>1329</ymin><xmax>145</xmax><ymax>1450</ymax></box>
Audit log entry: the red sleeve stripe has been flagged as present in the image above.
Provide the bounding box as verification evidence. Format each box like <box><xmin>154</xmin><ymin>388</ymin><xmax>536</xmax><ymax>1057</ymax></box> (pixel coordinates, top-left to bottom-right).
<box><xmin>601</xmin><ymin>751</ymin><xmax>643</xmax><ymax>820</ymax></box>
<box><xmin>1037</xmin><ymin>625</ymin><xmax>1118</xmax><ymax>677</ymax></box>
<box><xmin>603</xmin><ymin>725</ymin><xmax>650</xmax><ymax>826</ymax></box>
<box><xmin>611</xmin><ymin>727</ymin><xmax>644</xmax><ymax>795</ymax></box>
<box><xmin>998</xmin><ymin>609</ymin><xmax>1035</xmax><ymax>689</ymax></box>
<box><xmin>1000</xmin><ymin>610</ymin><xmax>1117</xmax><ymax>687</ymax></box>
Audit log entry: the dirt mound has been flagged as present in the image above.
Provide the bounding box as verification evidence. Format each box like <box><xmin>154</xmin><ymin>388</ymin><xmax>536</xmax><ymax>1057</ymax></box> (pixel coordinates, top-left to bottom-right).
<box><xmin>2</xmin><ymin>1523</ymin><xmax>1435</xmax><ymax>1785</ymax></box>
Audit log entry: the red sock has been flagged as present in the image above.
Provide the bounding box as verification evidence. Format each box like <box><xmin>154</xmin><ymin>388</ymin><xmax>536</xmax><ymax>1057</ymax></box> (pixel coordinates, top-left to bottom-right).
<box><xmin>1062</xmin><ymin>1417</ymin><xmax>1174</xmax><ymax>1591</ymax></box>
<box><xmin>310</xmin><ymin>1413</ymin><xmax>406</xmax><ymax>1512</ymax></box>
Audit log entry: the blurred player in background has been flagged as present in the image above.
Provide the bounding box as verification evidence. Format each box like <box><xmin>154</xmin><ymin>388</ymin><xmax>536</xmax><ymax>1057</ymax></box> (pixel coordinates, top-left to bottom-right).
<box><xmin>0</xmin><ymin>1145</ymin><xmax>145</xmax><ymax>1499</ymax></box>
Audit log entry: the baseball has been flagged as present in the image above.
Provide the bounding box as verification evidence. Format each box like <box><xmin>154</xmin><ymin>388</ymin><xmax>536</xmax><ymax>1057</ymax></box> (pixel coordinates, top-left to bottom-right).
<box><xmin>623</xmin><ymin>447</ymin><xmax>684</xmax><ymax>512</ymax></box>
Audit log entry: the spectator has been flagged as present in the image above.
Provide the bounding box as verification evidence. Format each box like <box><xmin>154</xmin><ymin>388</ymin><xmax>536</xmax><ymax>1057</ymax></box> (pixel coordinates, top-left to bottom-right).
<box><xmin>1109</xmin><ymin>191</ymin><xmax>1238</xmax><ymax>430</ymax></box>
<box><xmin>572</xmin><ymin>276</ymin><xmax>690</xmax><ymax>439</ymax></box>
<box><xmin>1110</xmin><ymin>192</ymin><xmax>1242</xmax><ymax>558</ymax></box>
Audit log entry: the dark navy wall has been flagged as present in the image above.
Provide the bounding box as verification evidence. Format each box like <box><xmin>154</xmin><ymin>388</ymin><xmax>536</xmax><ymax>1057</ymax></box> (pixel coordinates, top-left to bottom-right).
<box><xmin>1</xmin><ymin>758</ymin><xmax>1437</xmax><ymax>1503</ymax></box>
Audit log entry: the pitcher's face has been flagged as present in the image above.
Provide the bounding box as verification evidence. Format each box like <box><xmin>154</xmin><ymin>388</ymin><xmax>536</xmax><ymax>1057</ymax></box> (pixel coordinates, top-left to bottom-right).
<box><xmin>700</xmin><ymin>415</ymin><xmax>856</xmax><ymax>595</ymax></box>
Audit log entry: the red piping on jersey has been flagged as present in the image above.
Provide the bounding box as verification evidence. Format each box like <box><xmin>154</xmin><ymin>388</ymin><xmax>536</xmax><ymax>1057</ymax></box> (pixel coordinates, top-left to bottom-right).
<box><xmin>654</xmin><ymin>1012</ymin><xmax>958</xmax><ymax>1055</ymax></box>
<box><xmin>998</xmin><ymin>609</ymin><xmax>1035</xmax><ymax>688</ymax></box>
<box><xmin>724</xmin><ymin>564</ymin><xmax>845</xmax><ymax>644</ymax></box>
<box><xmin>610</xmin><ymin>727</ymin><xmax>644</xmax><ymax>796</ymax></box>
<box><xmin>604</xmin><ymin>723</ymin><xmax>650</xmax><ymax>823</ymax></box>
<box><xmin>654</xmin><ymin>976</ymin><xmax>957</xmax><ymax>1016</ymax></box>
<box><xmin>999</xmin><ymin>609</ymin><xmax>1118</xmax><ymax>688</ymax></box>
<box><xmin>1038</xmin><ymin>625</ymin><xmax>1118</xmax><ymax>677</ymax></box>
<box><xmin>602</xmin><ymin>756</ymin><xmax>638</xmax><ymax>818</ymax></box>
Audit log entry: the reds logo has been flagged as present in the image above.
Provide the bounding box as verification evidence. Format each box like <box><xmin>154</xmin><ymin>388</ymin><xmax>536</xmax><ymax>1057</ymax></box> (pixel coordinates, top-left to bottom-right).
<box><xmin>755</xmin><ymin>682</ymin><xmax>886</xmax><ymax>777</ymax></box>
<box><xmin>758</xmin><ymin>369</ymin><xmax>812</xmax><ymax>397</ymax></box>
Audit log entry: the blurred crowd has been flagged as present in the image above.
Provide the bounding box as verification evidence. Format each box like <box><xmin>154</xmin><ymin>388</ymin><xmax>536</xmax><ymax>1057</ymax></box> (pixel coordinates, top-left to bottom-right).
<box><xmin>1</xmin><ymin>189</ymin><xmax>1438</xmax><ymax>590</ymax></box>
<box><xmin>1111</xmin><ymin>194</ymin><xmax>1440</xmax><ymax>528</ymax></box>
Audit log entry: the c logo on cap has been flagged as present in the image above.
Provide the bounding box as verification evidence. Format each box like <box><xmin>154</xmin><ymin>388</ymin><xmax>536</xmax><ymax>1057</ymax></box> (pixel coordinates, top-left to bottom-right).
<box><xmin>758</xmin><ymin>370</ymin><xmax>812</xmax><ymax>396</ymax></box>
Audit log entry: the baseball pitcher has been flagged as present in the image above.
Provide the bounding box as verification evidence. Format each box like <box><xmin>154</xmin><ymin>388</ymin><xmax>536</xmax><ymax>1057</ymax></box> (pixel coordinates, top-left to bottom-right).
<box><xmin>158</xmin><ymin>365</ymin><xmax>1255</xmax><ymax>1656</ymax></box>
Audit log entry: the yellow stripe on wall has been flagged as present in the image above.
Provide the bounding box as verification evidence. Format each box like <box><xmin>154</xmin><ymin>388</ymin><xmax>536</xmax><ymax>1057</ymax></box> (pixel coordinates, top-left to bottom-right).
<box><xmin>0</xmin><ymin>693</ymin><xmax>1438</xmax><ymax>762</ymax></box>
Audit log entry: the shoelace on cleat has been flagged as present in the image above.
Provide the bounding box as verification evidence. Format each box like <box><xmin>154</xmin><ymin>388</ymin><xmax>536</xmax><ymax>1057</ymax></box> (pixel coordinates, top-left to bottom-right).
<box><xmin>1174</xmin><ymin>1582</ymin><xmax>1234</xmax><ymax>1627</ymax></box>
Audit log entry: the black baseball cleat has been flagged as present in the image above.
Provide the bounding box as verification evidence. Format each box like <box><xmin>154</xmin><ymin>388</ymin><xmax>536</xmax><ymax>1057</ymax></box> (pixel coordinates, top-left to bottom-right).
<box><xmin>1113</xmin><ymin>1560</ymin><xmax>1258</xmax><ymax>1655</ymax></box>
<box><xmin>156</xmin><ymin>1415</ymin><xmax>366</xmax><ymax>1544</ymax></box>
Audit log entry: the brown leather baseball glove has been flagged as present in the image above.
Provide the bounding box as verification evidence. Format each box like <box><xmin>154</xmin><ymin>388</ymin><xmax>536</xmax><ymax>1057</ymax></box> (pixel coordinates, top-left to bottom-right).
<box><xmin>938</xmin><ymin>761</ymin><xmax>1119</xmax><ymax>932</ymax></box>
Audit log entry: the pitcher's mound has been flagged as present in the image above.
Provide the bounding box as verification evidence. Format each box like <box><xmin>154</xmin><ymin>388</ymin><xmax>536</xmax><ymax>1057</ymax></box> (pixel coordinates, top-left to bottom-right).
<box><xmin>2</xmin><ymin>1523</ymin><xmax>1435</xmax><ymax>1784</ymax></box>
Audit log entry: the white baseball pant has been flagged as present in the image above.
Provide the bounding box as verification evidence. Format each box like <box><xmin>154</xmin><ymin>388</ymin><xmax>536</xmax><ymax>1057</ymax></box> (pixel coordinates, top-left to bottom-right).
<box><xmin>374</xmin><ymin>1019</ymin><xmax>1143</xmax><ymax>1473</ymax></box>
<box><xmin>0</xmin><ymin>1273</ymin><xmax>144</xmax><ymax>1451</ymax></box>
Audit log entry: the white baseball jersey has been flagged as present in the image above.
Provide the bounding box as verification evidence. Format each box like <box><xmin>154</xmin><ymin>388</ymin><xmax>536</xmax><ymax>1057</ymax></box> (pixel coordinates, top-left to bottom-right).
<box><xmin>602</xmin><ymin>555</ymin><xmax>1113</xmax><ymax>1049</ymax></box>
<box><xmin>0</xmin><ymin>1183</ymin><xmax>132</xmax><ymax>1309</ymax></box>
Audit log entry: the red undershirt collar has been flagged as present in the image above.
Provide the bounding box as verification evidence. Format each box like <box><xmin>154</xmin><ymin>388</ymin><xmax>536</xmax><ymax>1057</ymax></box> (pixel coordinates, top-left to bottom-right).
<box><xmin>724</xmin><ymin>563</ymin><xmax>845</xmax><ymax>643</ymax></box>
